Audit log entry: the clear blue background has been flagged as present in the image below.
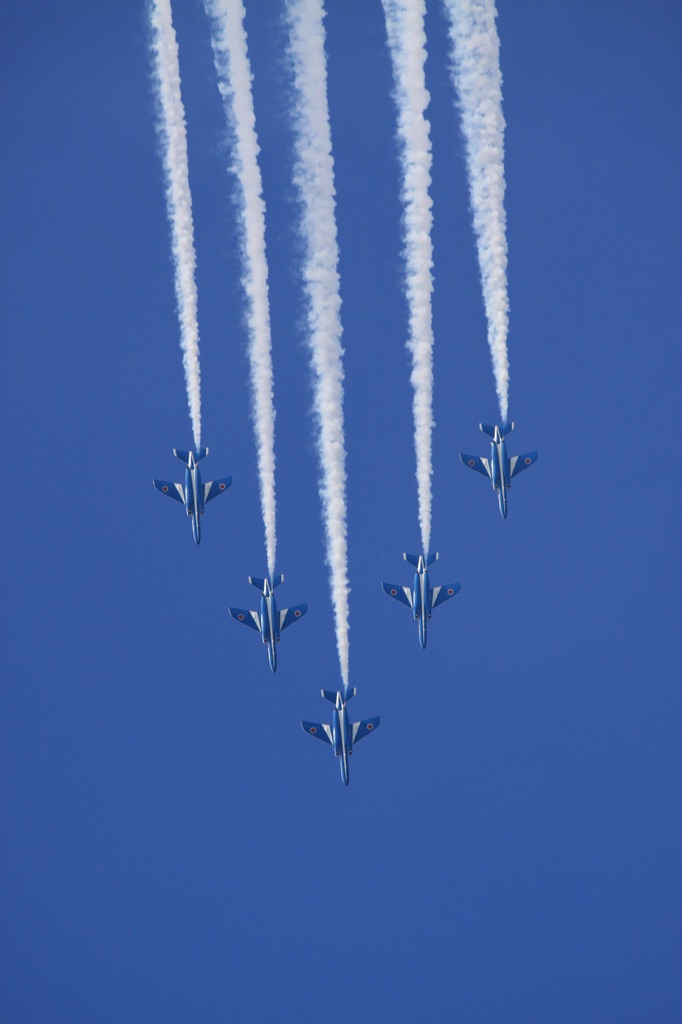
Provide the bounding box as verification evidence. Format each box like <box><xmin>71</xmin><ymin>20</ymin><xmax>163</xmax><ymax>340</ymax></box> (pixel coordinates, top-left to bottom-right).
<box><xmin>2</xmin><ymin>2</ymin><xmax>680</xmax><ymax>1021</ymax></box>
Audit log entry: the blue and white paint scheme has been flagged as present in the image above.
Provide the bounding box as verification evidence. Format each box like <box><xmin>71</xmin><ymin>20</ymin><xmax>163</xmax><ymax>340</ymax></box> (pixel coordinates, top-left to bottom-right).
<box><xmin>153</xmin><ymin>448</ymin><xmax>232</xmax><ymax>545</ymax></box>
<box><xmin>460</xmin><ymin>423</ymin><xmax>537</xmax><ymax>519</ymax></box>
<box><xmin>382</xmin><ymin>552</ymin><xmax>461</xmax><ymax>650</ymax></box>
<box><xmin>301</xmin><ymin>689</ymin><xmax>380</xmax><ymax>787</ymax></box>
<box><xmin>228</xmin><ymin>575</ymin><xmax>308</xmax><ymax>673</ymax></box>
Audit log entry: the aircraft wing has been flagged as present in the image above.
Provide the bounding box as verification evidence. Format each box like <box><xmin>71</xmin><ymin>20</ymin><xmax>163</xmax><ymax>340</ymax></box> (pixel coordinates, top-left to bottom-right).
<box><xmin>509</xmin><ymin>452</ymin><xmax>538</xmax><ymax>478</ymax></box>
<box><xmin>301</xmin><ymin>721</ymin><xmax>333</xmax><ymax>745</ymax></box>
<box><xmin>382</xmin><ymin>582</ymin><xmax>412</xmax><ymax>608</ymax></box>
<box><xmin>228</xmin><ymin>607</ymin><xmax>260</xmax><ymax>631</ymax></box>
<box><xmin>153</xmin><ymin>479</ymin><xmax>184</xmax><ymax>503</ymax></box>
<box><xmin>431</xmin><ymin>582</ymin><xmax>461</xmax><ymax>610</ymax></box>
<box><xmin>204</xmin><ymin>476</ymin><xmax>233</xmax><ymax>503</ymax></box>
<box><xmin>280</xmin><ymin>603</ymin><xmax>308</xmax><ymax>631</ymax></box>
<box><xmin>460</xmin><ymin>454</ymin><xmax>491</xmax><ymax>478</ymax></box>
<box><xmin>352</xmin><ymin>717</ymin><xmax>380</xmax><ymax>744</ymax></box>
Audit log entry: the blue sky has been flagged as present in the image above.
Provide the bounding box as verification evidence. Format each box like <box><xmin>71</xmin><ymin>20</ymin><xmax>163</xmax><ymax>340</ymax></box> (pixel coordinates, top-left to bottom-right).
<box><xmin>1</xmin><ymin>1</ymin><xmax>681</xmax><ymax>1021</ymax></box>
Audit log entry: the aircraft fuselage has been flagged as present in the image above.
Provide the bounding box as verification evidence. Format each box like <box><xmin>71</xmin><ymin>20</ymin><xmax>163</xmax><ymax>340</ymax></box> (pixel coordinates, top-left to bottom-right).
<box><xmin>331</xmin><ymin>693</ymin><xmax>352</xmax><ymax>786</ymax></box>
<box><xmin>259</xmin><ymin>580</ymin><xmax>280</xmax><ymax>672</ymax></box>
<box><xmin>411</xmin><ymin>556</ymin><xmax>433</xmax><ymax>650</ymax></box>
<box><xmin>183</xmin><ymin>452</ymin><xmax>205</xmax><ymax>544</ymax></box>
<box><xmin>489</xmin><ymin>427</ymin><xmax>511</xmax><ymax>519</ymax></box>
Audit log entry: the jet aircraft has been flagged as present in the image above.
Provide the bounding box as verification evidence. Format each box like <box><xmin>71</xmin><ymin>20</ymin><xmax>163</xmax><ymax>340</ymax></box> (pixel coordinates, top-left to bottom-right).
<box><xmin>301</xmin><ymin>688</ymin><xmax>380</xmax><ymax>786</ymax></box>
<box><xmin>228</xmin><ymin>575</ymin><xmax>308</xmax><ymax>673</ymax></box>
<box><xmin>382</xmin><ymin>552</ymin><xmax>460</xmax><ymax>650</ymax></box>
<box><xmin>153</xmin><ymin>448</ymin><xmax>232</xmax><ymax>544</ymax></box>
<box><xmin>459</xmin><ymin>423</ymin><xmax>537</xmax><ymax>519</ymax></box>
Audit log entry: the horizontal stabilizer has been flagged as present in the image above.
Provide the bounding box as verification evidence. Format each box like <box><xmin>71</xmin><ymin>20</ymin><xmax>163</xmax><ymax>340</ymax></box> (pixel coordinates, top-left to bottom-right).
<box><xmin>382</xmin><ymin>582</ymin><xmax>412</xmax><ymax>609</ymax></box>
<box><xmin>431</xmin><ymin>581</ymin><xmax>462</xmax><ymax>610</ymax></box>
<box><xmin>403</xmin><ymin>552</ymin><xmax>438</xmax><ymax>568</ymax></box>
<box><xmin>460</xmin><ymin>453</ymin><xmax>491</xmax><ymax>478</ymax></box>
<box><xmin>509</xmin><ymin>451</ymin><xmax>538</xmax><ymax>479</ymax></box>
<box><xmin>173</xmin><ymin>447</ymin><xmax>208</xmax><ymax>465</ymax></box>
<box><xmin>352</xmin><ymin>716</ymin><xmax>380</xmax><ymax>744</ymax></box>
<box><xmin>321</xmin><ymin>689</ymin><xmax>338</xmax><ymax>704</ymax></box>
<box><xmin>249</xmin><ymin>573</ymin><xmax>285</xmax><ymax>592</ymax></box>
<box><xmin>301</xmin><ymin>721</ymin><xmax>332</xmax><ymax>745</ymax></box>
<box><xmin>204</xmin><ymin>476</ymin><xmax>232</xmax><ymax>503</ymax></box>
<box><xmin>153</xmin><ymin>479</ymin><xmax>184</xmax><ymax>503</ymax></box>
<box><xmin>480</xmin><ymin>422</ymin><xmax>514</xmax><ymax>438</ymax></box>
<box><xmin>280</xmin><ymin>603</ymin><xmax>308</xmax><ymax>631</ymax></box>
<box><xmin>228</xmin><ymin>607</ymin><xmax>260</xmax><ymax>631</ymax></box>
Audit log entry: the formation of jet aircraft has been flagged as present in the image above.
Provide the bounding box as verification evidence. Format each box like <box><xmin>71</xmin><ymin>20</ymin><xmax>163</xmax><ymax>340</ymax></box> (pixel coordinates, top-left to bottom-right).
<box><xmin>460</xmin><ymin>423</ymin><xmax>538</xmax><ymax>519</ymax></box>
<box><xmin>382</xmin><ymin>553</ymin><xmax>461</xmax><ymax>650</ymax></box>
<box><xmin>229</xmin><ymin>575</ymin><xmax>308</xmax><ymax>673</ymax></box>
<box><xmin>301</xmin><ymin>688</ymin><xmax>380</xmax><ymax>786</ymax></box>
<box><xmin>153</xmin><ymin>448</ymin><xmax>232</xmax><ymax>544</ymax></box>
<box><xmin>152</xmin><ymin>423</ymin><xmax>536</xmax><ymax>783</ymax></box>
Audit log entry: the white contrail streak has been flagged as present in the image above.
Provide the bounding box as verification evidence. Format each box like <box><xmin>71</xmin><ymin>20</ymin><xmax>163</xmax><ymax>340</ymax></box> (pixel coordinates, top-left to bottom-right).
<box><xmin>381</xmin><ymin>0</ymin><xmax>435</xmax><ymax>556</ymax></box>
<box><xmin>206</xmin><ymin>0</ymin><xmax>277</xmax><ymax>577</ymax></box>
<box><xmin>443</xmin><ymin>0</ymin><xmax>510</xmax><ymax>424</ymax></box>
<box><xmin>150</xmin><ymin>0</ymin><xmax>202</xmax><ymax>451</ymax></box>
<box><xmin>285</xmin><ymin>0</ymin><xmax>350</xmax><ymax>689</ymax></box>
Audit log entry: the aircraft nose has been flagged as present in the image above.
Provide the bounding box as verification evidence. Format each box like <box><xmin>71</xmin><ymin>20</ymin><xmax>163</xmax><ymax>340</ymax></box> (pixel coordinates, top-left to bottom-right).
<box><xmin>268</xmin><ymin>646</ymin><xmax>277</xmax><ymax>672</ymax></box>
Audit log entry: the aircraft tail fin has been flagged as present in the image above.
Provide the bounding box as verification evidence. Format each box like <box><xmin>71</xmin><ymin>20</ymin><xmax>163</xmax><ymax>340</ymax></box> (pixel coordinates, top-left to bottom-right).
<box><xmin>173</xmin><ymin>447</ymin><xmax>209</xmax><ymax>465</ymax></box>
<box><xmin>321</xmin><ymin>687</ymin><xmax>356</xmax><ymax>704</ymax></box>
<box><xmin>480</xmin><ymin>422</ymin><xmax>514</xmax><ymax>438</ymax></box>
<box><xmin>403</xmin><ymin>552</ymin><xmax>438</xmax><ymax>568</ymax></box>
<box><xmin>248</xmin><ymin>574</ymin><xmax>283</xmax><ymax>592</ymax></box>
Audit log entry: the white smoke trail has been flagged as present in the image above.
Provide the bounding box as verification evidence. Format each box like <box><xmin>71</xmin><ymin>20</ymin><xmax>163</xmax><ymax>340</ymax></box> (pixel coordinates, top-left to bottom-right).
<box><xmin>285</xmin><ymin>0</ymin><xmax>350</xmax><ymax>689</ymax></box>
<box><xmin>206</xmin><ymin>0</ymin><xmax>277</xmax><ymax>577</ymax></box>
<box><xmin>443</xmin><ymin>0</ymin><xmax>510</xmax><ymax>424</ymax></box>
<box><xmin>381</xmin><ymin>0</ymin><xmax>435</xmax><ymax>556</ymax></box>
<box><xmin>149</xmin><ymin>0</ymin><xmax>202</xmax><ymax>451</ymax></box>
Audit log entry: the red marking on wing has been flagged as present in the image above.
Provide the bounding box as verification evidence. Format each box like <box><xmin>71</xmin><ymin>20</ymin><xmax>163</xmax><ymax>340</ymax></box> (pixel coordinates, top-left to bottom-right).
<box><xmin>447</xmin><ymin>588</ymin><xmax>454</xmax><ymax>595</ymax></box>
<box><xmin>162</xmin><ymin>485</ymin><xmax>169</xmax><ymax>492</ymax></box>
<box><xmin>468</xmin><ymin>460</ymin><xmax>475</xmax><ymax>467</ymax></box>
<box><xmin>238</xmin><ymin>613</ymin><xmax>245</xmax><ymax>621</ymax></box>
<box><xmin>310</xmin><ymin>726</ymin><xmax>317</xmax><ymax>734</ymax></box>
<box><xmin>525</xmin><ymin>457</ymin><xmax>532</xmax><ymax>465</ymax></box>
<box><xmin>219</xmin><ymin>483</ymin><xmax>226</xmax><ymax>489</ymax></box>
<box><xmin>367</xmin><ymin>723</ymin><xmax>373</xmax><ymax>730</ymax></box>
<box><xmin>390</xmin><ymin>589</ymin><xmax>397</xmax><ymax>595</ymax></box>
<box><xmin>295</xmin><ymin>610</ymin><xmax>301</xmax><ymax>617</ymax></box>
